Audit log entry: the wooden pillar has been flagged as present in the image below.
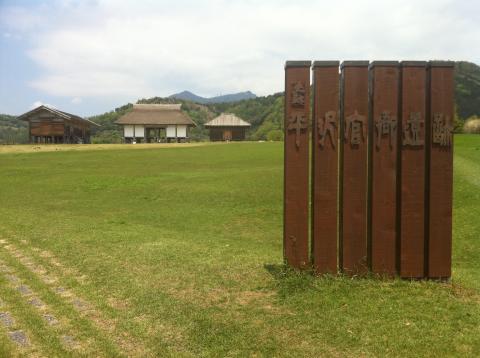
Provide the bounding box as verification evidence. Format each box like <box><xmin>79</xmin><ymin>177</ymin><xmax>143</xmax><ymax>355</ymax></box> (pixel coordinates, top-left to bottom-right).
<box><xmin>340</xmin><ymin>61</ymin><xmax>369</xmax><ymax>275</ymax></box>
<box><xmin>427</xmin><ymin>61</ymin><xmax>454</xmax><ymax>279</ymax></box>
<box><xmin>284</xmin><ymin>61</ymin><xmax>311</xmax><ymax>269</ymax></box>
<box><xmin>28</xmin><ymin>121</ymin><xmax>32</xmax><ymax>143</ymax></box>
<box><xmin>311</xmin><ymin>61</ymin><xmax>340</xmax><ymax>274</ymax></box>
<box><xmin>369</xmin><ymin>61</ymin><xmax>400</xmax><ymax>276</ymax></box>
<box><xmin>400</xmin><ymin>61</ymin><xmax>427</xmax><ymax>278</ymax></box>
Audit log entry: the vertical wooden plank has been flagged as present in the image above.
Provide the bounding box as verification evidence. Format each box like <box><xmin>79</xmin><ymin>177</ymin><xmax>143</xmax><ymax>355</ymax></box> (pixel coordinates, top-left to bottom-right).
<box><xmin>340</xmin><ymin>61</ymin><xmax>369</xmax><ymax>275</ymax></box>
<box><xmin>428</xmin><ymin>61</ymin><xmax>454</xmax><ymax>279</ymax></box>
<box><xmin>28</xmin><ymin>121</ymin><xmax>31</xmax><ymax>143</ymax></box>
<box><xmin>400</xmin><ymin>61</ymin><xmax>427</xmax><ymax>278</ymax></box>
<box><xmin>284</xmin><ymin>61</ymin><xmax>311</xmax><ymax>269</ymax></box>
<box><xmin>369</xmin><ymin>62</ymin><xmax>400</xmax><ymax>276</ymax></box>
<box><xmin>311</xmin><ymin>61</ymin><xmax>339</xmax><ymax>274</ymax></box>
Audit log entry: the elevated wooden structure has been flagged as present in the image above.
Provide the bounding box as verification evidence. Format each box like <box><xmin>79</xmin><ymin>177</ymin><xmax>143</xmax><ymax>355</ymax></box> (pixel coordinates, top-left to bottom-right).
<box><xmin>18</xmin><ymin>105</ymin><xmax>98</xmax><ymax>144</ymax></box>
<box><xmin>204</xmin><ymin>113</ymin><xmax>251</xmax><ymax>141</ymax></box>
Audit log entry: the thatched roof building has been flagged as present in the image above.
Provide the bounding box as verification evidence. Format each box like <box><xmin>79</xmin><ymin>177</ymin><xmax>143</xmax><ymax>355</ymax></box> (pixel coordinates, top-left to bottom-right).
<box><xmin>204</xmin><ymin>113</ymin><xmax>251</xmax><ymax>141</ymax></box>
<box><xmin>204</xmin><ymin>113</ymin><xmax>251</xmax><ymax>128</ymax></box>
<box><xmin>115</xmin><ymin>104</ymin><xmax>196</xmax><ymax>143</ymax></box>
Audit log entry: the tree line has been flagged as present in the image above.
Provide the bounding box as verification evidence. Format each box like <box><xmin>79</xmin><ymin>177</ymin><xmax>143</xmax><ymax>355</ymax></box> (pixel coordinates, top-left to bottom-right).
<box><xmin>1</xmin><ymin>61</ymin><xmax>480</xmax><ymax>144</ymax></box>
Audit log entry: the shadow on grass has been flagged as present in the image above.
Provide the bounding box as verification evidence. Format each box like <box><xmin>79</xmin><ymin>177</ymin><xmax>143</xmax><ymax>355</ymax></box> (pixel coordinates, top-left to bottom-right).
<box><xmin>263</xmin><ymin>263</ymin><xmax>321</xmax><ymax>298</ymax></box>
<box><xmin>262</xmin><ymin>263</ymin><xmax>459</xmax><ymax>300</ymax></box>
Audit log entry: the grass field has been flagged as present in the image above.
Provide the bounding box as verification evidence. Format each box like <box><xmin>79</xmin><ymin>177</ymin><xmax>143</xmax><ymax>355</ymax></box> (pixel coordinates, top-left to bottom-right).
<box><xmin>0</xmin><ymin>136</ymin><xmax>479</xmax><ymax>357</ymax></box>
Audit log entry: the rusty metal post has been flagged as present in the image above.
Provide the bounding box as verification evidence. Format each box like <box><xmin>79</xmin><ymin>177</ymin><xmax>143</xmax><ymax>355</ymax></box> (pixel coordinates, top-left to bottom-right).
<box><xmin>311</xmin><ymin>61</ymin><xmax>340</xmax><ymax>274</ymax></box>
<box><xmin>284</xmin><ymin>61</ymin><xmax>311</xmax><ymax>269</ymax></box>
<box><xmin>340</xmin><ymin>61</ymin><xmax>369</xmax><ymax>275</ymax></box>
<box><xmin>400</xmin><ymin>61</ymin><xmax>427</xmax><ymax>278</ymax></box>
<box><xmin>427</xmin><ymin>61</ymin><xmax>454</xmax><ymax>279</ymax></box>
<box><xmin>368</xmin><ymin>61</ymin><xmax>400</xmax><ymax>276</ymax></box>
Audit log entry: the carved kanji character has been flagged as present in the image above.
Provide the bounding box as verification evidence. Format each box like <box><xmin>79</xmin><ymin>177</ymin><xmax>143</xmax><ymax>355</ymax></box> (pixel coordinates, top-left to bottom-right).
<box><xmin>287</xmin><ymin>113</ymin><xmax>308</xmax><ymax>148</ymax></box>
<box><xmin>432</xmin><ymin>113</ymin><xmax>453</xmax><ymax>147</ymax></box>
<box><xmin>375</xmin><ymin>111</ymin><xmax>397</xmax><ymax>149</ymax></box>
<box><xmin>291</xmin><ymin>82</ymin><xmax>306</xmax><ymax>108</ymax></box>
<box><xmin>403</xmin><ymin>112</ymin><xmax>424</xmax><ymax>146</ymax></box>
<box><xmin>345</xmin><ymin>110</ymin><xmax>366</xmax><ymax>145</ymax></box>
<box><xmin>318</xmin><ymin>111</ymin><xmax>336</xmax><ymax>149</ymax></box>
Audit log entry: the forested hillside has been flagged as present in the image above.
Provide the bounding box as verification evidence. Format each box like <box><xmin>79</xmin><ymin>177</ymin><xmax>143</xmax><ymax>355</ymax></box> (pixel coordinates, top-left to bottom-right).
<box><xmin>455</xmin><ymin>61</ymin><xmax>480</xmax><ymax>119</ymax></box>
<box><xmin>1</xmin><ymin>61</ymin><xmax>479</xmax><ymax>143</ymax></box>
<box><xmin>0</xmin><ymin>114</ymin><xmax>28</xmax><ymax>144</ymax></box>
<box><xmin>93</xmin><ymin>94</ymin><xmax>284</xmax><ymax>142</ymax></box>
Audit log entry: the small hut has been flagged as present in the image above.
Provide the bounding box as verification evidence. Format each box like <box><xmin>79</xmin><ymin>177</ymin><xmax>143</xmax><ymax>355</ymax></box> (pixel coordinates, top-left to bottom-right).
<box><xmin>204</xmin><ymin>113</ymin><xmax>251</xmax><ymax>141</ymax></box>
<box><xmin>115</xmin><ymin>104</ymin><xmax>196</xmax><ymax>143</ymax></box>
<box><xmin>18</xmin><ymin>105</ymin><xmax>99</xmax><ymax>144</ymax></box>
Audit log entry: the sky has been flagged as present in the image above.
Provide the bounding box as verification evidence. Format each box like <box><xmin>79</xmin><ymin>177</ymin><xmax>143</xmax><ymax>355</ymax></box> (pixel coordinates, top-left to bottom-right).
<box><xmin>0</xmin><ymin>0</ymin><xmax>478</xmax><ymax>116</ymax></box>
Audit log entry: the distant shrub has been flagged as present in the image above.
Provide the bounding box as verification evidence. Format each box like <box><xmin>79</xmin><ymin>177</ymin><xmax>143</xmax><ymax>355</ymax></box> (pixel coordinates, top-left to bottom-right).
<box><xmin>91</xmin><ymin>130</ymin><xmax>123</xmax><ymax>144</ymax></box>
<box><xmin>266</xmin><ymin>129</ymin><xmax>283</xmax><ymax>141</ymax></box>
<box><xmin>463</xmin><ymin>117</ymin><xmax>480</xmax><ymax>134</ymax></box>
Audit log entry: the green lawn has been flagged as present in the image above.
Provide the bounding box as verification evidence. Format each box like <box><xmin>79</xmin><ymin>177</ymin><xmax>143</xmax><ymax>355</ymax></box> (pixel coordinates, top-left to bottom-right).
<box><xmin>0</xmin><ymin>137</ymin><xmax>479</xmax><ymax>357</ymax></box>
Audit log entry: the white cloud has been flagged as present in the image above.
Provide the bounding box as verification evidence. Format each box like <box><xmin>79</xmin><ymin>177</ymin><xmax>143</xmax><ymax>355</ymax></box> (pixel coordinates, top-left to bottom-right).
<box><xmin>71</xmin><ymin>97</ymin><xmax>83</xmax><ymax>104</ymax></box>
<box><xmin>4</xmin><ymin>0</ymin><xmax>480</xmax><ymax>101</ymax></box>
<box><xmin>32</xmin><ymin>101</ymin><xmax>57</xmax><ymax>109</ymax></box>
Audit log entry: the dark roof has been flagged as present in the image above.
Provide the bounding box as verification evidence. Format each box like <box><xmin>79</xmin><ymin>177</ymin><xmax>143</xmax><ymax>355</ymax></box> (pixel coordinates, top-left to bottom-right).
<box><xmin>204</xmin><ymin>113</ymin><xmax>251</xmax><ymax>127</ymax></box>
<box><xmin>17</xmin><ymin>105</ymin><xmax>99</xmax><ymax>126</ymax></box>
<box><xmin>115</xmin><ymin>104</ymin><xmax>196</xmax><ymax>126</ymax></box>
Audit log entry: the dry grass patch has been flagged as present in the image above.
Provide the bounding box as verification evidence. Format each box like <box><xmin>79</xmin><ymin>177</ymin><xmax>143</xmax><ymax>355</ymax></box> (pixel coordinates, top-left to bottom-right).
<box><xmin>0</xmin><ymin>142</ymin><xmax>216</xmax><ymax>154</ymax></box>
<box><xmin>463</xmin><ymin>118</ymin><xmax>480</xmax><ymax>133</ymax></box>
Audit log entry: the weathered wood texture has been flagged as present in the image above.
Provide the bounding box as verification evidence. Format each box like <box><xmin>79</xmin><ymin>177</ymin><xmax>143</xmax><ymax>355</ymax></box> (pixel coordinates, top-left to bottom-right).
<box><xmin>311</xmin><ymin>62</ymin><xmax>339</xmax><ymax>274</ymax></box>
<box><xmin>340</xmin><ymin>62</ymin><xmax>369</xmax><ymax>275</ymax></box>
<box><xmin>26</xmin><ymin>111</ymin><xmax>91</xmax><ymax>144</ymax></box>
<box><xmin>284</xmin><ymin>62</ymin><xmax>311</xmax><ymax>269</ymax></box>
<box><xmin>400</xmin><ymin>62</ymin><xmax>427</xmax><ymax>278</ymax></box>
<box><xmin>369</xmin><ymin>62</ymin><xmax>400</xmax><ymax>276</ymax></box>
<box><xmin>428</xmin><ymin>62</ymin><xmax>454</xmax><ymax>279</ymax></box>
<box><xmin>208</xmin><ymin>127</ymin><xmax>247</xmax><ymax>141</ymax></box>
<box><xmin>30</xmin><ymin>121</ymin><xmax>65</xmax><ymax>136</ymax></box>
<box><xmin>282</xmin><ymin>59</ymin><xmax>453</xmax><ymax>278</ymax></box>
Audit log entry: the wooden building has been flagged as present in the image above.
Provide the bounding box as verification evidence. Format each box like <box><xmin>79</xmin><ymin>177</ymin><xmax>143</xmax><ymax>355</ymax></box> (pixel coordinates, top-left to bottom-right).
<box><xmin>204</xmin><ymin>113</ymin><xmax>251</xmax><ymax>141</ymax></box>
<box><xmin>18</xmin><ymin>105</ymin><xmax>99</xmax><ymax>144</ymax></box>
<box><xmin>115</xmin><ymin>104</ymin><xmax>196</xmax><ymax>143</ymax></box>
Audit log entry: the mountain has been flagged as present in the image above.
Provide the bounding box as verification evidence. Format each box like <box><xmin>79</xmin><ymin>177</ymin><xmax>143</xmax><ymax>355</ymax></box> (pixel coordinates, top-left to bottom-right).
<box><xmin>169</xmin><ymin>90</ymin><xmax>257</xmax><ymax>104</ymax></box>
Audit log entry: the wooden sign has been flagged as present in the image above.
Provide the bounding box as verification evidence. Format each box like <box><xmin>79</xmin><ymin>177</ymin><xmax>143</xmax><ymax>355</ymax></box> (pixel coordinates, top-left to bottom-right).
<box><xmin>283</xmin><ymin>59</ymin><xmax>453</xmax><ymax>279</ymax></box>
<box><xmin>428</xmin><ymin>61</ymin><xmax>454</xmax><ymax>279</ymax></box>
<box><xmin>284</xmin><ymin>61</ymin><xmax>311</xmax><ymax>269</ymax></box>
<box><xmin>400</xmin><ymin>61</ymin><xmax>427</xmax><ymax>278</ymax></box>
<box><xmin>369</xmin><ymin>62</ymin><xmax>400</xmax><ymax>276</ymax></box>
<box><xmin>311</xmin><ymin>61</ymin><xmax>340</xmax><ymax>274</ymax></box>
<box><xmin>340</xmin><ymin>61</ymin><xmax>369</xmax><ymax>275</ymax></box>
